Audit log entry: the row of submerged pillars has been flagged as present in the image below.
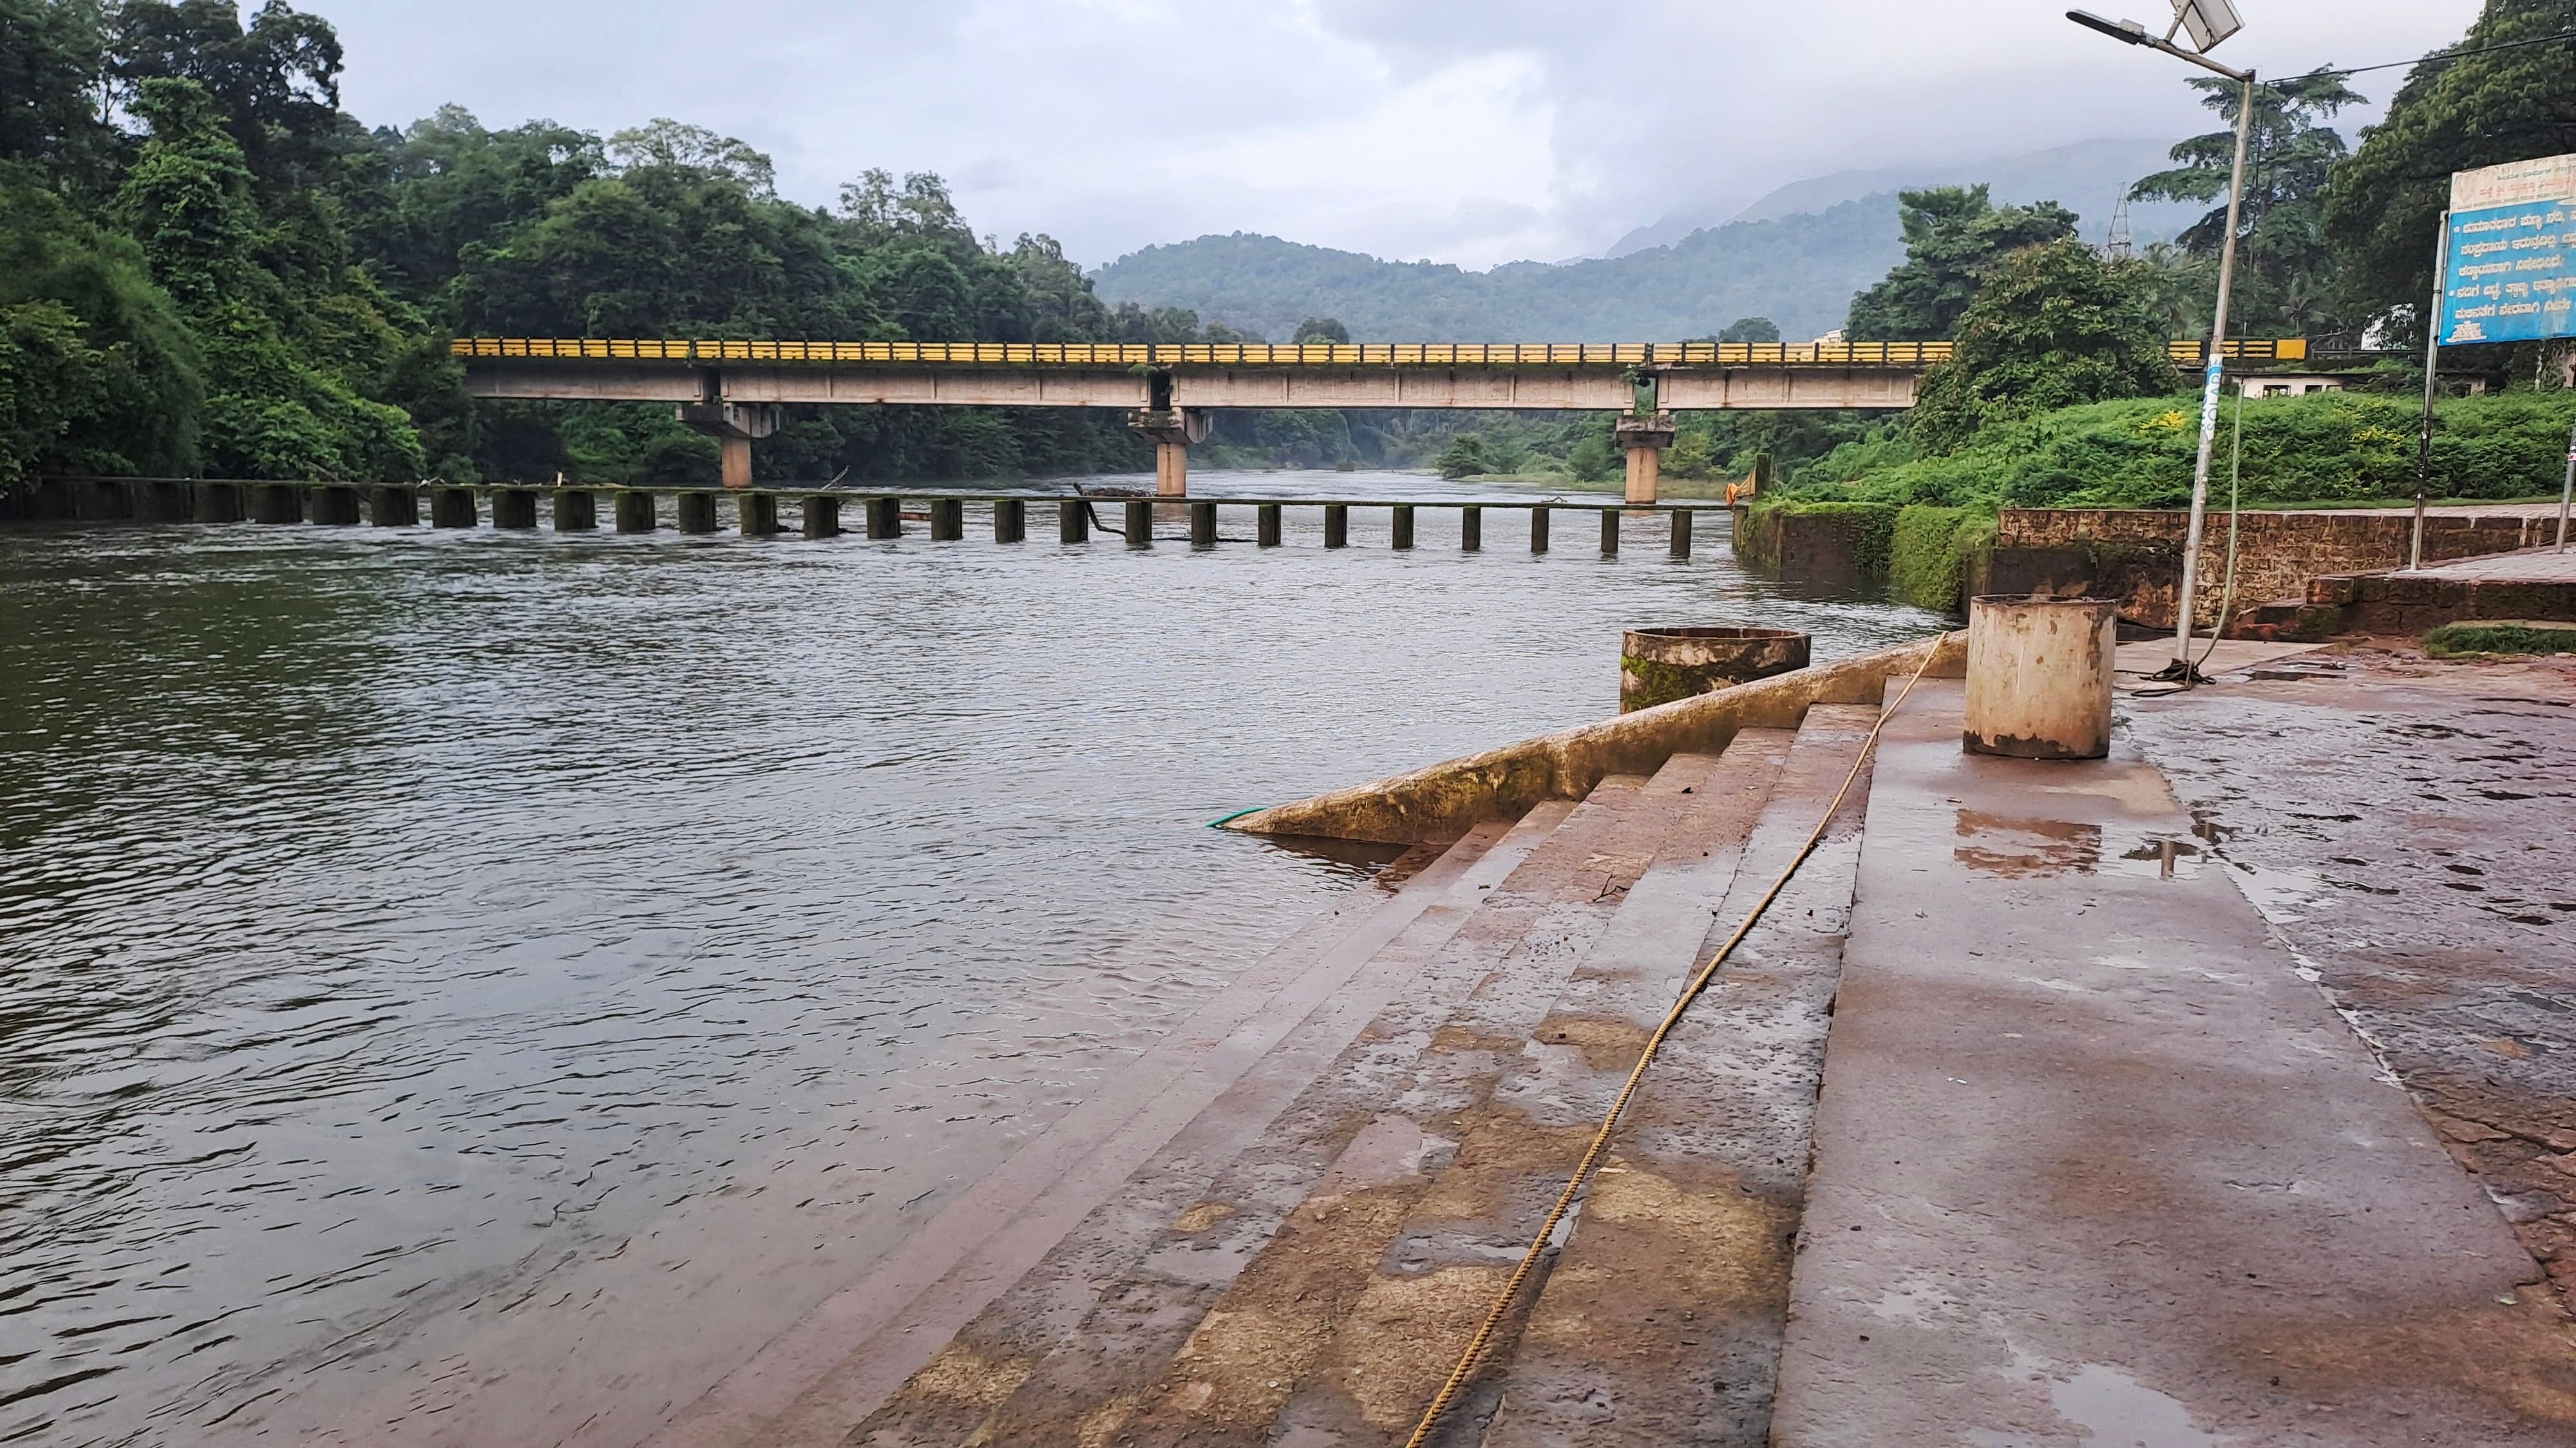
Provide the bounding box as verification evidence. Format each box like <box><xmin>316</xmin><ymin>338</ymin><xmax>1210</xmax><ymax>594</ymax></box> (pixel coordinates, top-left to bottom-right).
<box><xmin>125</xmin><ymin>479</ymin><xmax>1703</xmax><ymax>556</ymax></box>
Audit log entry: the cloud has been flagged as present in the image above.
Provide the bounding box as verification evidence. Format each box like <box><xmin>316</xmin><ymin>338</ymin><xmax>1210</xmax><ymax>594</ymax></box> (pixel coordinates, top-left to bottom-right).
<box><xmin>322</xmin><ymin>0</ymin><xmax>2483</xmax><ymax>269</ymax></box>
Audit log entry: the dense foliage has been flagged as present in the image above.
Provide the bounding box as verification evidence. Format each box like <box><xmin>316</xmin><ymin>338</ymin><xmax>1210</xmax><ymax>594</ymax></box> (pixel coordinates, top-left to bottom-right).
<box><xmin>1907</xmin><ymin>240</ymin><xmax>2179</xmax><ymax>452</ymax></box>
<box><xmin>1844</xmin><ymin>186</ymin><xmax>2078</xmax><ymax>342</ymax></box>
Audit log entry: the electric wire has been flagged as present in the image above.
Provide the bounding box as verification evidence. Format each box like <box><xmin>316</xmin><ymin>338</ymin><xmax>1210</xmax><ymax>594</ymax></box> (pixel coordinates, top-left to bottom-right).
<box><xmin>1401</xmin><ymin>640</ymin><xmax>1947</xmax><ymax>1448</ymax></box>
<box><xmin>2265</xmin><ymin>29</ymin><xmax>2576</xmax><ymax>88</ymax></box>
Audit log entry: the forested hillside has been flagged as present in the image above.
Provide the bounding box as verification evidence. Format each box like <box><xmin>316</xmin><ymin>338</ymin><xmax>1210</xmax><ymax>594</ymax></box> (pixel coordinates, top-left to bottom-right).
<box><xmin>1090</xmin><ymin>199</ymin><xmax>1908</xmax><ymax>345</ymax></box>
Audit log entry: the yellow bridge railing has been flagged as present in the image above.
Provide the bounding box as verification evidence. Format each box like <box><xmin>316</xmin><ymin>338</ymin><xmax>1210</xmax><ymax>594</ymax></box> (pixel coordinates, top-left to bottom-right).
<box><xmin>448</xmin><ymin>338</ymin><xmax>2309</xmax><ymax>367</ymax></box>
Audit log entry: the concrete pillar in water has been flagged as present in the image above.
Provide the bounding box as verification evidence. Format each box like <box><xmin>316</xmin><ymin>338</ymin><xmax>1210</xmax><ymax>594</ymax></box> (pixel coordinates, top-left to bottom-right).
<box><xmin>1669</xmin><ymin>508</ymin><xmax>1693</xmax><ymax>559</ymax></box>
<box><xmin>739</xmin><ymin>492</ymin><xmax>779</xmax><ymax>536</ymax></box>
<box><xmin>1058</xmin><ymin>499</ymin><xmax>1089</xmax><ymax>543</ymax></box>
<box><xmin>372</xmin><ymin>486</ymin><xmax>417</xmax><ymax>526</ymax></box>
<box><xmin>252</xmin><ymin>484</ymin><xmax>304</xmax><ymax>524</ymax></box>
<box><xmin>193</xmin><ymin>482</ymin><xmax>243</xmax><ymax>524</ymax></box>
<box><xmin>133</xmin><ymin>481</ymin><xmax>190</xmax><ymax>523</ymax></box>
<box><xmin>1189</xmin><ymin>500</ymin><xmax>1217</xmax><ymax>549</ymax></box>
<box><xmin>675</xmin><ymin>400</ymin><xmax>781</xmax><ymax>490</ymax></box>
<box><xmin>493</xmin><ymin>489</ymin><xmax>539</xmax><ymax>529</ymax></box>
<box><xmin>1530</xmin><ymin>504</ymin><xmax>1550</xmax><ymax>553</ymax></box>
<box><xmin>675</xmin><ymin>491</ymin><xmax>718</xmax><ymax>534</ymax></box>
<box><xmin>1324</xmin><ymin>504</ymin><xmax>1348</xmax><ymax>549</ymax></box>
<box><xmin>1124</xmin><ymin>498</ymin><xmax>1153</xmax><ymax>549</ymax></box>
<box><xmin>1257</xmin><ymin>502</ymin><xmax>1282</xmax><ymax>547</ymax></box>
<box><xmin>615</xmin><ymin>491</ymin><xmax>657</xmax><ymax>533</ymax></box>
<box><xmin>1620</xmin><ymin>626</ymin><xmax>1810</xmax><ymax>712</ymax></box>
<box><xmin>556</xmin><ymin>490</ymin><xmax>597</xmax><ymax>531</ymax></box>
<box><xmin>866</xmin><ymin>497</ymin><xmax>902</xmax><ymax>538</ymax></box>
<box><xmin>1460</xmin><ymin>504</ymin><xmax>1482</xmax><ymax>553</ymax></box>
<box><xmin>929</xmin><ymin>498</ymin><xmax>963</xmax><ymax>541</ymax></box>
<box><xmin>805</xmin><ymin>495</ymin><xmax>842</xmax><ymax>538</ymax></box>
<box><xmin>311</xmin><ymin>486</ymin><xmax>362</xmax><ymax>525</ymax></box>
<box><xmin>1600</xmin><ymin>508</ymin><xmax>1621</xmax><ymax>555</ymax></box>
<box><xmin>1615</xmin><ymin>412</ymin><xmax>1678</xmax><ymax>506</ymax></box>
<box><xmin>1964</xmin><ymin>596</ymin><xmax>2117</xmax><ymax>760</ymax></box>
<box><xmin>431</xmin><ymin>488</ymin><xmax>478</xmax><ymax>528</ymax></box>
<box><xmin>993</xmin><ymin>498</ymin><xmax>1025</xmax><ymax>542</ymax></box>
<box><xmin>1391</xmin><ymin>504</ymin><xmax>1414</xmax><ymax>551</ymax></box>
<box><xmin>1127</xmin><ymin>408</ymin><xmax>1209</xmax><ymax>498</ymax></box>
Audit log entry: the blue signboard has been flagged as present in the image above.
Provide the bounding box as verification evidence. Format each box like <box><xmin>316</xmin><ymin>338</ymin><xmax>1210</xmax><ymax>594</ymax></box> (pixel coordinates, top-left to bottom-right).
<box><xmin>2442</xmin><ymin>199</ymin><xmax>2576</xmax><ymax>346</ymax></box>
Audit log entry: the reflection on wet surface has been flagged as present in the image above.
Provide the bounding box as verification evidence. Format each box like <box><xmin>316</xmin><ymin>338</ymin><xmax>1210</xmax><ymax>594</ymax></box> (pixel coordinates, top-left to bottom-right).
<box><xmin>1952</xmin><ymin>811</ymin><xmax>2103</xmax><ymax>877</ymax></box>
<box><xmin>0</xmin><ymin>470</ymin><xmax>1944</xmax><ymax>1444</ymax></box>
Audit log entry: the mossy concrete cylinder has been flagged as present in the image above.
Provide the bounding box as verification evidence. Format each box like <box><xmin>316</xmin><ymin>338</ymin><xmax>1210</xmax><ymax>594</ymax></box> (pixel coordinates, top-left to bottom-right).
<box><xmin>615</xmin><ymin>491</ymin><xmax>657</xmax><ymax>533</ymax></box>
<box><xmin>1964</xmin><ymin>596</ymin><xmax>2117</xmax><ymax>760</ymax></box>
<box><xmin>556</xmin><ymin>490</ymin><xmax>596</xmax><ymax>531</ymax></box>
<box><xmin>675</xmin><ymin>492</ymin><xmax>717</xmax><ymax>534</ymax></box>
<box><xmin>1620</xmin><ymin>625</ymin><xmax>1810</xmax><ymax>712</ymax></box>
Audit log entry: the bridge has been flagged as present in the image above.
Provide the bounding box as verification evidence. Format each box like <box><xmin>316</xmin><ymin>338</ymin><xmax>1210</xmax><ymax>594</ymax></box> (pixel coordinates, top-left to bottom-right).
<box><xmin>450</xmin><ymin>337</ymin><xmax>2315</xmax><ymax>500</ymax></box>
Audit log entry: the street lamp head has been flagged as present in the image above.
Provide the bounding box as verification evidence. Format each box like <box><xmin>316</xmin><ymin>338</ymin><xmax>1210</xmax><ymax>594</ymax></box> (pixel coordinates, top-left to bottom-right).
<box><xmin>2065</xmin><ymin>10</ymin><xmax>2149</xmax><ymax>45</ymax></box>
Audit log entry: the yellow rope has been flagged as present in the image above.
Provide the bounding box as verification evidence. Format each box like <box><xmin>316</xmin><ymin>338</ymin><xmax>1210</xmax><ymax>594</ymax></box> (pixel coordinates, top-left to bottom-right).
<box><xmin>1401</xmin><ymin>643</ymin><xmax>1944</xmax><ymax>1448</ymax></box>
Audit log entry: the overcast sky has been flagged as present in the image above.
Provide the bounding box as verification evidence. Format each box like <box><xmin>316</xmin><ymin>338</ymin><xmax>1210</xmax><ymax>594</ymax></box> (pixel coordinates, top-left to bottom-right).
<box><xmin>322</xmin><ymin>0</ymin><xmax>2483</xmax><ymax>271</ymax></box>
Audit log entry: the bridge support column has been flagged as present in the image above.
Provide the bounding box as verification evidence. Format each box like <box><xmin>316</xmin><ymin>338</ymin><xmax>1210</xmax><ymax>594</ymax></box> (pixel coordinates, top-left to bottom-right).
<box><xmin>1615</xmin><ymin>412</ymin><xmax>1678</xmax><ymax>506</ymax></box>
<box><xmin>992</xmin><ymin>498</ymin><xmax>1024</xmax><ymax>542</ymax></box>
<box><xmin>805</xmin><ymin>495</ymin><xmax>841</xmax><ymax>538</ymax></box>
<box><xmin>1531</xmin><ymin>504</ymin><xmax>1550</xmax><ymax>553</ymax></box>
<box><xmin>1324</xmin><ymin>504</ymin><xmax>1348</xmax><ymax>549</ymax></box>
<box><xmin>676</xmin><ymin>401</ymin><xmax>782</xmax><ymax>490</ymax></box>
<box><xmin>1058</xmin><ymin>499</ymin><xmax>1089</xmax><ymax>542</ymax></box>
<box><xmin>1671</xmin><ymin>508</ymin><xmax>1693</xmax><ymax>559</ymax></box>
<box><xmin>739</xmin><ymin>492</ymin><xmax>779</xmax><ymax>536</ymax></box>
<box><xmin>431</xmin><ymin>488</ymin><xmax>478</xmax><ymax>528</ymax></box>
<box><xmin>134</xmin><ymin>480</ymin><xmax>190</xmax><ymax>522</ymax></box>
<box><xmin>493</xmin><ymin>489</ymin><xmax>539</xmax><ymax>529</ymax></box>
<box><xmin>251</xmin><ymin>484</ymin><xmax>303</xmax><ymax>524</ymax></box>
<box><xmin>675</xmin><ymin>491</ymin><xmax>717</xmax><ymax>533</ymax></box>
<box><xmin>1601</xmin><ymin>508</ymin><xmax>1620</xmax><ymax>555</ymax></box>
<box><xmin>556</xmin><ymin>490</ymin><xmax>596</xmax><ymax>531</ymax></box>
<box><xmin>616</xmin><ymin>491</ymin><xmax>657</xmax><ymax>533</ymax></box>
<box><xmin>1124</xmin><ymin>499</ymin><xmax>1153</xmax><ymax>549</ymax></box>
<box><xmin>193</xmin><ymin>482</ymin><xmax>243</xmax><ymax>523</ymax></box>
<box><xmin>1392</xmin><ymin>504</ymin><xmax>1414</xmax><ymax>551</ymax></box>
<box><xmin>866</xmin><ymin>497</ymin><xmax>901</xmax><ymax>538</ymax></box>
<box><xmin>1461</xmin><ymin>505</ymin><xmax>1482</xmax><ymax>553</ymax></box>
<box><xmin>930</xmin><ymin>498</ymin><xmax>963</xmax><ymax>540</ymax></box>
<box><xmin>1257</xmin><ymin>503</ymin><xmax>1281</xmax><ymax>547</ymax></box>
<box><xmin>1189</xmin><ymin>501</ymin><xmax>1217</xmax><ymax>549</ymax></box>
<box><xmin>1128</xmin><ymin>408</ymin><xmax>1209</xmax><ymax>497</ymax></box>
<box><xmin>310</xmin><ymin>486</ymin><xmax>361</xmax><ymax>525</ymax></box>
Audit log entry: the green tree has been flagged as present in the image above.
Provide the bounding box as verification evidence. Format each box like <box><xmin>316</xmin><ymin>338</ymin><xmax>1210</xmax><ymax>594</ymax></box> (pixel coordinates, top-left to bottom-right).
<box><xmin>1909</xmin><ymin>239</ymin><xmax>2177</xmax><ymax>453</ymax></box>
<box><xmin>1718</xmin><ymin>316</ymin><xmax>1781</xmax><ymax>343</ymax></box>
<box><xmin>1</xmin><ymin>0</ymin><xmax>115</xmax><ymax>184</ymax></box>
<box><xmin>2329</xmin><ymin>0</ymin><xmax>2576</xmax><ymax>334</ymax></box>
<box><xmin>0</xmin><ymin>300</ymin><xmax>108</xmax><ymax>492</ymax></box>
<box><xmin>1433</xmin><ymin>433</ymin><xmax>1489</xmax><ymax>479</ymax></box>
<box><xmin>1293</xmin><ymin>315</ymin><xmax>1350</xmax><ymax>343</ymax></box>
<box><xmin>1846</xmin><ymin>186</ymin><xmax>2079</xmax><ymax>341</ymax></box>
<box><xmin>111</xmin><ymin>0</ymin><xmax>347</xmax><ymax>194</ymax></box>
<box><xmin>2130</xmin><ymin>71</ymin><xmax>2363</xmax><ymax>338</ymax></box>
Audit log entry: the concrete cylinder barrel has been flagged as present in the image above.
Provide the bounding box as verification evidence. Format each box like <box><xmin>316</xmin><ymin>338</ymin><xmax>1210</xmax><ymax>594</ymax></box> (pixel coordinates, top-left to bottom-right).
<box><xmin>1963</xmin><ymin>596</ymin><xmax>2118</xmax><ymax>759</ymax></box>
<box><xmin>1620</xmin><ymin>625</ymin><xmax>1810</xmax><ymax>712</ymax></box>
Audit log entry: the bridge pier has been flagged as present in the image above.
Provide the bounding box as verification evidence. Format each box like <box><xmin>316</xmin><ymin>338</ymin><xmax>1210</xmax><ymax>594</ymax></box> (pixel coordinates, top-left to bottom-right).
<box><xmin>493</xmin><ymin>489</ymin><xmax>539</xmax><ymax>529</ymax></box>
<box><xmin>1615</xmin><ymin>412</ymin><xmax>1677</xmax><ymax>506</ymax></box>
<box><xmin>739</xmin><ymin>492</ymin><xmax>779</xmax><ymax>536</ymax></box>
<box><xmin>133</xmin><ymin>480</ymin><xmax>190</xmax><ymax>523</ymax></box>
<box><xmin>374</xmin><ymin>486</ymin><xmax>418</xmax><ymax>526</ymax></box>
<box><xmin>431</xmin><ymin>487</ymin><xmax>478</xmax><ymax>528</ymax></box>
<box><xmin>1189</xmin><ymin>501</ymin><xmax>1216</xmax><ymax>549</ymax></box>
<box><xmin>1531</xmin><ymin>504</ymin><xmax>1550</xmax><ymax>553</ymax></box>
<box><xmin>193</xmin><ymin>482</ymin><xmax>243</xmax><ymax>524</ymax></box>
<box><xmin>1461</xmin><ymin>504</ymin><xmax>1482</xmax><ymax>553</ymax></box>
<box><xmin>676</xmin><ymin>401</ymin><xmax>781</xmax><ymax>490</ymax></box>
<box><xmin>1671</xmin><ymin>508</ymin><xmax>1693</xmax><ymax>558</ymax></box>
<box><xmin>866</xmin><ymin>497</ymin><xmax>901</xmax><ymax>539</ymax></box>
<box><xmin>311</xmin><ymin>486</ymin><xmax>362</xmax><ymax>526</ymax></box>
<box><xmin>556</xmin><ymin>490</ymin><xmax>596</xmax><ymax>531</ymax></box>
<box><xmin>930</xmin><ymin>498</ymin><xmax>963</xmax><ymax>540</ymax></box>
<box><xmin>1324</xmin><ymin>503</ymin><xmax>1348</xmax><ymax>549</ymax></box>
<box><xmin>1124</xmin><ymin>499</ymin><xmax>1153</xmax><ymax>549</ymax></box>
<box><xmin>805</xmin><ymin>495</ymin><xmax>841</xmax><ymax>538</ymax></box>
<box><xmin>251</xmin><ymin>484</ymin><xmax>303</xmax><ymax>524</ymax></box>
<box><xmin>1601</xmin><ymin>508</ymin><xmax>1620</xmax><ymax>555</ymax></box>
<box><xmin>1058</xmin><ymin>499</ymin><xmax>1088</xmax><ymax>543</ymax></box>
<box><xmin>616</xmin><ymin>491</ymin><xmax>657</xmax><ymax>533</ymax></box>
<box><xmin>992</xmin><ymin>498</ymin><xmax>1024</xmax><ymax>542</ymax></box>
<box><xmin>1257</xmin><ymin>503</ymin><xmax>1281</xmax><ymax>547</ymax></box>
<box><xmin>1128</xmin><ymin>408</ymin><xmax>1209</xmax><ymax>497</ymax></box>
<box><xmin>1392</xmin><ymin>504</ymin><xmax>1414</xmax><ymax>551</ymax></box>
<box><xmin>675</xmin><ymin>491</ymin><xmax>717</xmax><ymax>534</ymax></box>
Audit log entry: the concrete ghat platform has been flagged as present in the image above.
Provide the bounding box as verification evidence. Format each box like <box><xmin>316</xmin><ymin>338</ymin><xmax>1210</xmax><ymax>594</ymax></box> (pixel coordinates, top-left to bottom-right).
<box><xmin>1771</xmin><ymin>678</ymin><xmax>2570</xmax><ymax>1446</ymax></box>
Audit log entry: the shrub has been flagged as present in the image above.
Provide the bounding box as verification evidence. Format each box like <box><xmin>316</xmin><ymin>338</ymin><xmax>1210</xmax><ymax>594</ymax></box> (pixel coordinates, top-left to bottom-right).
<box><xmin>1889</xmin><ymin>504</ymin><xmax>1996</xmax><ymax>613</ymax></box>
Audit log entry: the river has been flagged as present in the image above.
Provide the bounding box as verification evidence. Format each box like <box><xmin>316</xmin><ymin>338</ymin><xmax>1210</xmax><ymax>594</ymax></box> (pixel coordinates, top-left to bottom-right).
<box><xmin>0</xmin><ymin>470</ymin><xmax>1946</xmax><ymax>1445</ymax></box>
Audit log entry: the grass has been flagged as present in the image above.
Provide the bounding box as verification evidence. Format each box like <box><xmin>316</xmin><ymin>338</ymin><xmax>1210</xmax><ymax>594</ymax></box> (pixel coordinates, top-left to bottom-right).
<box><xmin>2422</xmin><ymin>621</ymin><xmax>2576</xmax><ymax>658</ymax></box>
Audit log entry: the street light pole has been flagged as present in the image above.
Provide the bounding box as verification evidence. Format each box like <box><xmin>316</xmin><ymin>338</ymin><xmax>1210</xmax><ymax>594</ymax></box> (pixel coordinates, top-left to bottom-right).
<box><xmin>2068</xmin><ymin>9</ymin><xmax>2254</xmax><ymax>685</ymax></box>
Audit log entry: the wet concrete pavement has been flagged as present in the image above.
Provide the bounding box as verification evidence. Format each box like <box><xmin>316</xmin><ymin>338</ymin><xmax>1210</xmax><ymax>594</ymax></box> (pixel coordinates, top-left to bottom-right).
<box><xmin>1773</xmin><ymin>674</ymin><xmax>2576</xmax><ymax>1445</ymax></box>
<box><xmin>2124</xmin><ymin>645</ymin><xmax>2576</xmax><ymax>1310</ymax></box>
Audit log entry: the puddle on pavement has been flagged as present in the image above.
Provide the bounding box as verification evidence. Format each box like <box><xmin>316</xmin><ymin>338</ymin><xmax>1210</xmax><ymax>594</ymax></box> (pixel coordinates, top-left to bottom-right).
<box><xmin>1952</xmin><ymin>812</ymin><xmax>2208</xmax><ymax>881</ymax></box>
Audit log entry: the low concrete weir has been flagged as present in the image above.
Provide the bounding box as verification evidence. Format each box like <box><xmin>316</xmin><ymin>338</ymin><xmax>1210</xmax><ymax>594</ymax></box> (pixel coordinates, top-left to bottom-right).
<box><xmin>1227</xmin><ymin>631</ymin><xmax>1967</xmax><ymax>844</ymax></box>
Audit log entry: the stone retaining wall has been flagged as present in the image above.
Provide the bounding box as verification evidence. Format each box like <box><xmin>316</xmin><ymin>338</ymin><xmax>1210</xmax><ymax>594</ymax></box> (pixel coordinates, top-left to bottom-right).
<box><xmin>1994</xmin><ymin>508</ymin><xmax>2553</xmax><ymax>629</ymax></box>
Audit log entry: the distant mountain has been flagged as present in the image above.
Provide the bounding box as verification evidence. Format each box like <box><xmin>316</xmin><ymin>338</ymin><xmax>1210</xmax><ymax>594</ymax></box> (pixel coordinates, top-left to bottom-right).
<box><xmin>1092</xmin><ymin>196</ymin><xmax>1906</xmax><ymax>344</ymax></box>
<box><xmin>1604</xmin><ymin>138</ymin><xmax>2204</xmax><ymax>258</ymax></box>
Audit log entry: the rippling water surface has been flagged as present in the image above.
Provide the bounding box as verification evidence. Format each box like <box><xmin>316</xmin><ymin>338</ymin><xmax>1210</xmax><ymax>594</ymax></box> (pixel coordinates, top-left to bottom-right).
<box><xmin>0</xmin><ymin>470</ymin><xmax>1943</xmax><ymax>1443</ymax></box>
